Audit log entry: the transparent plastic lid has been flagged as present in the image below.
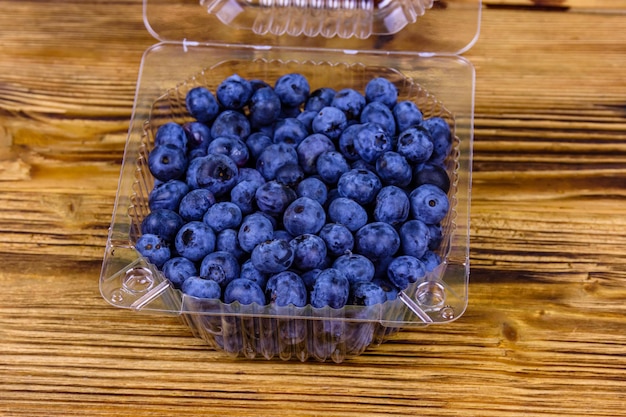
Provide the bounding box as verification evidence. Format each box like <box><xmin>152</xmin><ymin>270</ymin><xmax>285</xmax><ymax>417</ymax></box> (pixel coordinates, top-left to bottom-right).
<box><xmin>144</xmin><ymin>0</ymin><xmax>481</xmax><ymax>55</ymax></box>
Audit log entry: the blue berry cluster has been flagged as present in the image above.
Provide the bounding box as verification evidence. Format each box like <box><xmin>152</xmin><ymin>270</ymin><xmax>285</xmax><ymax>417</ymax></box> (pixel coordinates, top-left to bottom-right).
<box><xmin>138</xmin><ymin>73</ymin><xmax>453</xmax><ymax>310</ymax></box>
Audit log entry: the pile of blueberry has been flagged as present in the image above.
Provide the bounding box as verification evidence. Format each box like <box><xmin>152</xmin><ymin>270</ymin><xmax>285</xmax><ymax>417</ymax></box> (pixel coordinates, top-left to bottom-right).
<box><xmin>137</xmin><ymin>72</ymin><xmax>453</xmax><ymax>312</ymax></box>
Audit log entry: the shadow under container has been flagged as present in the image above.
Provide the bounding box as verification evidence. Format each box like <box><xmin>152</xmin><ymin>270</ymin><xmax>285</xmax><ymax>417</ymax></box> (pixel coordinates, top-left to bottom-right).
<box><xmin>99</xmin><ymin>0</ymin><xmax>480</xmax><ymax>362</ymax></box>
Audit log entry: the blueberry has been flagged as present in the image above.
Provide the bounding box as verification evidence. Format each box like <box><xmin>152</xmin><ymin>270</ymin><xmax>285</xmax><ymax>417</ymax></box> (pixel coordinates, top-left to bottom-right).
<box><xmin>245</xmin><ymin>132</ymin><xmax>273</xmax><ymax>160</ymax></box>
<box><xmin>316</xmin><ymin>151</ymin><xmax>349</xmax><ymax>185</ymax></box>
<box><xmin>229</xmin><ymin>180</ymin><xmax>259</xmax><ymax>215</ymax></box>
<box><xmin>274</xmin><ymin>73</ymin><xmax>310</xmax><ymax>107</ymax></box>
<box><xmin>141</xmin><ymin>209</ymin><xmax>184</xmax><ymax>242</ymax></box>
<box><xmin>237</xmin><ymin>167</ymin><xmax>266</xmax><ymax>188</ymax></box>
<box><xmin>413</xmin><ymin>162</ymin><xmax>450</xmax><ymax>193</ymax></box>
<box><xmin>375</xmin><ymin>151</ymin><xmax>412</xmax><ymax>187</ymax></box>
<box><xmin>420</xmin><ymin>250</ymin><xmax>442</xmax><ymax>272</ymax></box>
<box><xmin>148</xmin><ymin>180</ymin><xmax>189</xmax><ymax>211</ymax></box>
<box><xmin>206</xmin><ymin>136</ymin><xmax>249</xmax><ymax>167</ymax></box>
<box><xmin>393</xmin><ymin>101</ymin><xmax>423</xmax><ymax>132</ymax></box>
<box><xmin>327</xmin><ymin>197</ymin><xmax>368</xmax><ymax>232</ymax></box>
<box><xmin>310</xmin><ymin>268</ymin><xmax>350</xmax><ymax>309</ymax></box>
<box><xmin>178</xmin><ymin>188</ymin><xmax>216</xmax><ymax>221</ymax></box>
<box><xmin>373</xmin><ymin>185</ymin><xmax>410</xmax><ymax>226</ymax></box>
<box><xmin>238</xmin><ymin>212</ymin><xmax>274</xmax><ymax>252</ymax></box>
<box><xmin>365</xmin><ymin>77</ymin><xmax>398</xmax><ymax>109</ymax></box>
<box><xmin>372</xmin><ymin>276</ymin><xmax>400</xmax><ymax>301</ymax></box>
<box><xmin>409</xmin><ymin>184</ymin><xmax>450</xmax><ymax>224</ymax></box>
<box><xmin>265</xmin><ymin>271</ymin><xmax>308</xmax><ymax>307</ymax></box>
<box><xmin>354</xmin><ymin>222</ymin><xmax>400</xmax><ymax>261</ymax></box>
<box><xmin>289</xmin><ymin>234</ymin><xmax>327</xmax><ymax>271</ymax></box>
<box><xmin>353</xmin><ymin>122</ymin><xmax>392</xmax><ymax>163</ymax></box>
<box><xmin>210</xmin><ymin>109</ymin><xmax>251</xmax><ymax>141</ymax></box>
<box><xmin>359</xmin><ymin>103</ymin><xmax>396</xmax><ymax>137</ymax></box>
<box><xmin>249</xmin><ymin>86</ymin><xmax>282</xmax><ymax>127</ymax></box>
<box><xmin>275</xmin><ymin>163</ymin><xmax>304</xmax><ymax>188</ymax></box>
<box><xmin>200</xmin><ymin>250</ymin><xmax>241</xmax><ymax>287</ymax></box>
<box><xmin>182</xmin><ymin>276</ymin><xmax>222</xmax><ymax>299</ymax></box>
<box><xmin>273</xmin><ymin>229</ymin><xmax>294</xmax><ymax>242</ymax></box>
<box><xmin>331</xmin><ymin>88</ymin><xmax>366</xmax><ymax>120</ymax></box>
<box><xmin>338</xmin><ymin>123</ymin><xmax>363</xmax><ymax>162</ymax></box>
<box><xmin>422</xmin><ymin>117</ymin><xmax>453</xmax><ymax>165</ymax></box>
<box><xmin>174</xmin><ymin>221</ymin><xmax>216</xmax><ymax>262</ymax></box>
<box><xmin>185</xmin><ymin>86</ymin><xmax>219</xmax><ymax>124</ymax></box>
<box><xmin>305</xmin><ymin>87</ymin><xmax>336</xmax><ymax>112</ymax></box>
<box><xmin>319</xmin><ymin>223</ymin><xmax>354</xmax><ymax>256</ymax></box>
<box><xmin>162</xmin><ymin>256</ymin><xmax>197</xmax><ymax>288</ymax></box>
<box><xmin>301</xmin><ymin>268</ymin><xmax>321</xmax><ymax>291</ymax></box>
<box><xmin>216</xmin><ymin>74</ymin><xmax>252</xmax><ymax>110</ymax></box>
<box><xmin>387</xmin><ymin>255</ymin><xmax>426</xmax><ymax>290</ymax></box>
<box><xmin>399</xmin><ymin>219</ymin><xmax>431</xmax><ymax>258</ymax></box>
<box><xmin>183</xmin><ymin>122</ymin><xmax>211</xmax><ymax>155</ymax></box>
<box><xmin>255</xmin><ymin>180</ymin><xmax>297</xmax><ymax>217</ymax></box>
<box><xmin>240</xmin><ymin>259</ymin><xmax>269</xmax><ymax>288</ymax></box>
<box><xmin>273</xmin><ymin>117</ymin><xmax>309</xmax><ymax>146</ymax></box>
<box><xmin>203</xmin><ymin>201</ymin><xmax>242</xmax><ymax>232</ymax></box>
<box><xmin>296</xmin><ymin>177</ymin><xmax>328</xmax><ymax>205</ymax></box>
<box><xmin>251</xmin><ymin>238</ymin><xmax>294</xmax><ymax>273</ymax></box>
<box><xmin>136</xmin><ymin>233</ymin><xmax>170</xmax><ymax>268</ymax></box>
<box><xmin>296</xmin><ymin>110</ymin><xmax>317</xmax><ymax>131</ymax></box>
<box><xmin>332</xmin><ymin>253</ymin><xmax>375</xmax><ymax>286</ymax></box>
<box><xmin>154</xmin><ymin>122</ymin><xmax>188</xmax><ymax>151</ymax></box>
<box><xmin>349</xmin><ymin>281</ymin><xmax>387</xmax><ymax>306</ymax></box>
<box><xmin>428</xmin><ymin>223</ymin><xmax>443</xmax><ymax>250</ymax></box>
<box><xmin>148</xmin><ymin>144</ymin><xmax>188</xmax><ymax>182</ymax></box>
<box><xmin>337</xmin><ymin>168</ymin><xmax>382</xmax><ymax>205</ymax></box>
<box><xmin>185</xmin><ymin>153</ymin><xmax>239</xmax><ymax>196</ymax></box>
<box><xmin>216</xmin><ymin>228</ymin><xmax>245</xmax><ymax>260</ymax></box>
<box><xmin>257</xmin><ymin>142</ymin><xmax>299</xmax><ymax>181</ymax></box>
<box><xmin>224</xmin><ymin>278</ymin><xmax>266</xmax><ymax>305</ymax></box>
<box><xmin>283</xmin><ymin>197</ymin><xmax>326</xmax><ymax>236</ymax></box>
<box><xmin>296</xmin><ymin>133</ymin><xmax>335</xmax><ymax>174</ymax></box>
<box><xmin>397</xmin><ymin>126</ymin><xmax>434</xmax><ymax>164</ymax></box>
<box><xmin>311</xmin><ymin>106</ymin><xmax>348</xmax><ymax>140</ymax></box>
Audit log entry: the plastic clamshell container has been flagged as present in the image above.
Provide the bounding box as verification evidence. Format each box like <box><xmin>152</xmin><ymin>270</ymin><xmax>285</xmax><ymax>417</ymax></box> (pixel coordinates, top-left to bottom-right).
<box><xmin>99</xmin><ymin>0</ymin><xmax>480</xmax><ymax>362</ymax></box>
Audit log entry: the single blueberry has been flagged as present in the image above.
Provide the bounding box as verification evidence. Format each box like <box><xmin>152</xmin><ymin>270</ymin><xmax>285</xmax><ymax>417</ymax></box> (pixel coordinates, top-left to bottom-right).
<box><xmin>210</xmin><ymin>110</ymin><xmax>251</xmax><ymax>141</ymax></box>
<box><xmin>162</xmin><ymin>256</ymin><xmax>197</xmax><ymax>288</ymax></box>
<box><xmin>296</xmin><ymin>133</ymin><xmax>335</xmax><ymax>175</ymax></box>
<box><xmin>216</xmin><ymin>228</ymin><xmax>245</xmax><ymax>260</ymax></box>
<box><xmin>337</xmin><ymin>168</ymin><xmax>382</xmax><ymax>205</ymax></box>
<box><xmin>249</xmin><ymin>86</ymin><xmax>281</xmax><ymax>127</ymax></box>
<box><xmin>136</xmin><ymin>233</ymin><xmax>170</xmax><ymax>268</ymax></box>
<box><xmin>428</xmin><ymin>223</ymin><xmax>443</xmax><ymax>250</ymax></box>
<box><xmin>154</xmin><ymin>122</ymin><xmax>188</xmax><ymax>151</ymax></box>
<box><xmin>332</xmin><ymin>253</ymin><xmax>375</xmax><ymax>286</ymax></box>
<box><xmin>420</xmin><ymin>250</ymin><xmax>442</xmax><ymax>272</ymax></box>
<box><xmin>282</xmin><ymin>197</ymin><xmax>326</xmax><ymax>236</ymax></box>
<box><xmin>216</xmin><ymin>74</ymin><xmax>253</xmax><ymax>110</ymax></box>
<box><xmin>327</xmin><ymin>197</ymin><xmax>368</xmax><ymax>232</ymax></box>
<box><xmin>353</xmin><ymin>122</ymin><xmax>392</xmax><ymax>163</ymax></box>
<box><xmin>245</xmin><ymin>132</ymin><xmax>273</xmax><ymax>161</ymax></box>
<box><xmin>397</xmin><ymin>126</ymin><xmax>434</xmax><ymax>164</ymax></box>
<box><xmin>331</xmin><ymin>88</ymin><xmax>366</xmax><ymax>121</ymax></box>
<box><xmin>387</xmin><ymin>255</ymin><xmax>426</xmax><ymax>290</ymax></box>
<box><xmin>289</xmin><ymin>234</ymin><xmax>328</xmax><ymax>271</ymax></box>
<box><xmin>375</xmin><ymin>151</ymin><xmax>412</xmax><ymax>188</ymax></box>
<box><xmin>148</xmin><ymin>144</ymin><xmax>188</xmax><ymax>182</ymax></box>
<box><xmin>185</xmin><ymin>86</ymin><xmax>219</xmax><ymax>124</ymax></box>
<box><xmin>422</xmin><ymin>117</ymin><xmax>453</xmax><ymax>165</ymax></box>
<box><xmin>393</xmin><ymin>101</ymin><xmax>423</xmax><ymax>133</ymax></box>
<box><xmin>224</xmin><ymin>278</ymin><xmax>266</xmax><ymax>306</ymax></box>
<box><xmin>257</xmin><ymin>142</ymin><xmax>299</xmax><ymax>181</ymax></box>
<box><xmin>185</xmin><ymin>153</ymin><xmax>239</xmax><ymax>196</ymax></box>
<box><xmin>140</xmin><ymin>209</ymin><xmax>184</xmax><ymax>242</ymax></box>
<box><xmin>238</xmin><ymin>212</ymin><xmax>274</xmax><ymax>252</ymax></box>
<box><xmin>148</xmin><ymin>180</ymin><xmax>189</xmax><ymax>211</ymax></box>
<box><xmin>255</xmin><ymin>180</ymin><xmax>297</xmax><ymax>217</ymax></box>
<box><xmin>319</xmin><ymin>223</ymin><xmax>354</xmax><ymax>257</ymax></box>
<box><xmin>178</xmin><ymin>188</ymin><xmax>216</xmax><ymax>221</ymax></box>
<box><xmin>360</xmin><ymin>102</ymin><xmax>396</xmax><ymax>137</ymax></box>
<box><xmin>413</xmin><ymin>162</ymin><xmax>451</xmax><ymax>193</ymax></box>
<box><xmin>229</xmin><ymin>180</ymin><xmax>259</xmax><ymax>215</ymax></box>
<box><xmin>364</xmin><ymin>77</ymin><xmax>398</xmax><ymax>109</ymax></box>
<box><xmin>316</xmin><ymin>151</ymin><xmax>349</xmax><ymax>185</ymax></box>
<box><xmin>273</xmin><ymin>117</ymin><xmax>309</xmax><ymax>146</ymax></box>
<box><xmin>338</xmin><ymin>123</ymin><xmax>364</xmax><ymax>162</ymax></box>
<box><xmin>409</xmin><ymin>184</ymin><xmax>450</xmax><ymax>224</ymax></box>
<box><xmin>174</xmin><ymin>221</ymin><xmax>216</xmax><ymax>262</ymax></box>
<box><xmin>349</xmin><ymin>281</ymin><xmax>387</xmax><ymax>306</ymax></box>
<box><xmin>399</xmin><ymin>219</ymin><xmax>431</xmax><ymax>259</ymax></box>
<box><xmin>274</xmin><ymin>73</ymin><xmax>310</xmax><ymax>107</ymax></box>
<box><xmin>200</xmin><ymin>250</ymin><xmax>241</xmax><ymax>287</ymax></box>
<box><xmin>305</xmin><ymin>87</ymin><xmax>336</xmax><ymax>112</ymax></box>
<box><xmin>373</xmin><ymin>185</ymin><xmax>410</xmax><ymax>226</ymax></box>
<box><xmin>265</xmin><ymin>271</ymin><xmax>308</xmax><ymax>307</ymax></box>
<box><xmin>310</xmin><ymin>268</ymin><xmax>350</xmax><ymax>309</ymax></box>
<box><xmin>183</xmin><ymin>121</ymin><xmax>211</xmax><ymax>155</ymax></box>
<box><xmin>240</xmin><ymin>259</ymin><xmax>269</xmax><ymax>288</ymax></box>
<box><xmin>275</xmin><ymin>163</ymin><xmax>305</xmax><ymax>188</ymax></box>
<box><xmin>354</xmin><ymin>222</ymin><xmax>400</xmax><ymax>261</ymax></box>
<box><xmin>237</xmin><ymin>167</ymin><xmax>266</xmax><ymax>188</ymax></box>
<box><xmin>206</xmin><ymin>136</ymin><xmax>249</xmax><ymax>167</ymax></box>
<box><xmin>182</xmin><ymin>276</ymin><xmax>222</xmax><ymax>299</ymax></box>
<box><xmin>296</xmin><ymin>177</ymin><xmax>328</xmax><ymax>206</ymax></box>
<box><xmin>203</xmin><ymin>201</ymin><xmax>242</xmax><ymax>232</ymax></box>
<box><xmin>311</xmin><ymin>106</ymin><xmax>348</xmax><ymax>140</ymax></box>
<box><xmin>296</xmin><ymin>110</ymin><xmax>317</xmax><ymax>131</ymax></box>
<box><xmin>250</xmin><ymin>238</ymin><xmax>294</xmax><ymax>274</ymax></box>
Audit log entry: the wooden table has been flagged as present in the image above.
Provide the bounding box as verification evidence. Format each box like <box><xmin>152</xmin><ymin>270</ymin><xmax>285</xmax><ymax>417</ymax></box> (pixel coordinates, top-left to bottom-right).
<box><xmin>1</xmin><ymin>1</ymin><xmax>625</xmax><ymax>416</ymax></box>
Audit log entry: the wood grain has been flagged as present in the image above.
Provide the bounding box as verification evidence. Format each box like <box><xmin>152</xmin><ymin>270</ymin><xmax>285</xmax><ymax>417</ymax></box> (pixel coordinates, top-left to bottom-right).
<box><xmin>1</xmin><ymin>1</ymin><xmax>626</xmax><ymax>416</ymax></box>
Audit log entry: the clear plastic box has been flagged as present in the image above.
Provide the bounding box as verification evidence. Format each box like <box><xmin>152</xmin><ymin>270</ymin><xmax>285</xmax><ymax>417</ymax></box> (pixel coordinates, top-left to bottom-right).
<box><xmin>99</xmin><ymin>0</ymin><xmax>480</xmax><ymax>362</ymax></box>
